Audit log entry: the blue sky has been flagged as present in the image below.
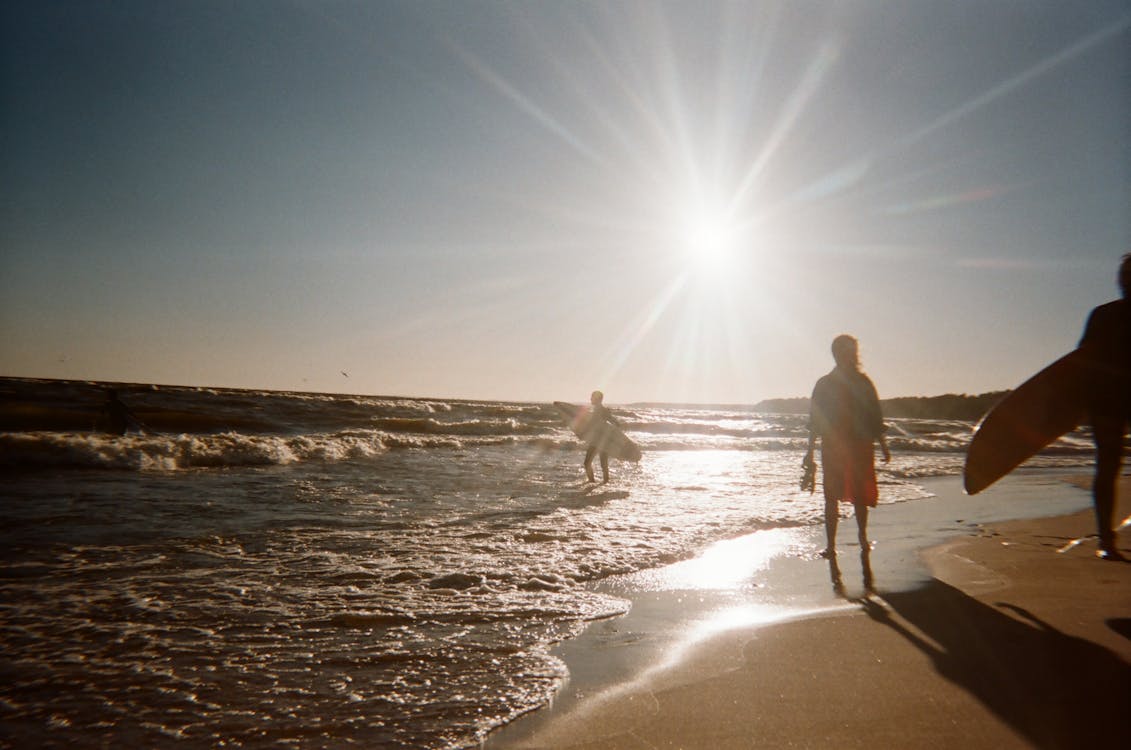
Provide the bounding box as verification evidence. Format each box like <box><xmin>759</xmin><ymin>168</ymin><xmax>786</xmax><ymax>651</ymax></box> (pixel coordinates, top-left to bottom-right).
<box><xmin>2</xmin><ymin>1</ymin><xmax>1129</xmax><ymax>403</ymax></box>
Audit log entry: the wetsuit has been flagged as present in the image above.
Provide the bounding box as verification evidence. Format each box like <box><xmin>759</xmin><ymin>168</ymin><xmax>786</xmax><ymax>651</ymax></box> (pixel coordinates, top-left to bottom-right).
<box><xmin>1079</xmin><ymin>298</ymin><xmax>1131</xmax><ymax>553</ymax></box>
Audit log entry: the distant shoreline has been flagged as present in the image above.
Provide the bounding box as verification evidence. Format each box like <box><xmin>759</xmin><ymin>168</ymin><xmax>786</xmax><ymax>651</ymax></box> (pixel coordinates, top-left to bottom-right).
<box><xmin>2</xmin><ymin>375</ymin><xmax>1006</xmax><ymax>421</ymax></box>
<box><xmin>632</xmin><ymin>391</ymin><xmax>1010</xmax><ymax>422</ymax></box>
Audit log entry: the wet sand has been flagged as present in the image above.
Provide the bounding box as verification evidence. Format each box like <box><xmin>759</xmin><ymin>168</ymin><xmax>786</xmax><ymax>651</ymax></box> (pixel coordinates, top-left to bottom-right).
<box><xmin>491</xmin><ymin>475</ymin><xmax>1131</xmax><ymax>748</ymax></box>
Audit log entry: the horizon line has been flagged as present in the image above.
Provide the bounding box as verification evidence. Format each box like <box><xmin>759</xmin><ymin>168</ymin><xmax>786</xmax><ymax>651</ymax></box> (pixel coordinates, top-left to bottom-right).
<box><xmin>0</xmin><ymin>373</ymin><xmax>1010</xmax><ymax>409</ymax></box>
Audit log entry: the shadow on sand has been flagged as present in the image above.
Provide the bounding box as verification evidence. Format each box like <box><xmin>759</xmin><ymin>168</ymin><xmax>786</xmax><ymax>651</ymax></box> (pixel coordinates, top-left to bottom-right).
<box><xmin>857</xmin><ymin>578</ymin><xmax>1130</xmax><ymax>748</ymax></box>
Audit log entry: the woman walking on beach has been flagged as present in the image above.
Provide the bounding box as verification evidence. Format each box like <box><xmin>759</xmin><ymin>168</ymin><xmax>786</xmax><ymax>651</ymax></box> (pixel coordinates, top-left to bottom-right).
<box><xmin>804</xmin><ymin>335</ymin><xmax>891</xmax><ymax>558</ymax></box>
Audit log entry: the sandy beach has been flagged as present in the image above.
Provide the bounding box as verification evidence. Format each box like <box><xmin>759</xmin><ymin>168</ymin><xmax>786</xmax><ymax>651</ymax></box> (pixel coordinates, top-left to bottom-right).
<box><xmin>491</xmin><ymin>475</ymin><xmax>1131</xmax><ymax>749</ymax></box>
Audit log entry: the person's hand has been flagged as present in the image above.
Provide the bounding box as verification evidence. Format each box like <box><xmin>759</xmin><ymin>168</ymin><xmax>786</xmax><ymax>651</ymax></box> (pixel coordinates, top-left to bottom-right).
<box><xmin>800</xmin><ymin>452</ymin><xmax>816</xmax><ymax>493</ymax></box>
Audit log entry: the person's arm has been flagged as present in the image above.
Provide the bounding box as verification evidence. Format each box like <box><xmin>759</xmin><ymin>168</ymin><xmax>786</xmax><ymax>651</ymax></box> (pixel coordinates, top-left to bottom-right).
<box><xmin>862</xmin><ymin>375</ymin><xmax>890</xmax><ymax>462</ymax></box>
<box><xmin>805</xmin><ymin>381</ymin><xmax>823</xmax><ymax>466</ymax></box>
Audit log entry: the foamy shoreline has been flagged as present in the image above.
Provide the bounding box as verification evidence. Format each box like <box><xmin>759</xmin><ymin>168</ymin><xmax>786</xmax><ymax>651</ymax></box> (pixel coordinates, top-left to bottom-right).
<box><xmin>488</xmin><ymin>473</ymin><xmax>1130</xmax><ymax>748</ymax></box>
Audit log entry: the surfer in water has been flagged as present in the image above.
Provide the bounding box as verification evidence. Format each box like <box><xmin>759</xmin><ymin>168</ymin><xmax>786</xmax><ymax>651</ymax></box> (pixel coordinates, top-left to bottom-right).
<box><xmin>101</xmin><ymin>389</ymin><xmax>142</xmax><ymax>435</ymax></box>
<box><xmin>803</xmin><ymin>335</ymin><xmax>891</xmax><ymax>562</ymax></box>
<box><xmin>1079</xmin><ymin>253</ymin><xmax>1131</xmax><ymax>561</ymax></box>
<box><xmin>584</xmin><ymin>390</ymin><xmax>621</xmax><ymax>484</ymax></box>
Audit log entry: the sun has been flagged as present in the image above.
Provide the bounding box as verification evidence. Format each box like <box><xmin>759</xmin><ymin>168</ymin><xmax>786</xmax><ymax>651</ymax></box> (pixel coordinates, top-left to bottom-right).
<box><xmin>682</xmin><ymin>207</ymin><xmax>739</xmax><ymax>273</ymax></box>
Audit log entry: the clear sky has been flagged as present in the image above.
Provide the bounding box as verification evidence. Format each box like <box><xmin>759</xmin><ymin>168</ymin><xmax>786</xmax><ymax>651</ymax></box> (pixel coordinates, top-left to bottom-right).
<box><xmin>2</xmin><ymin>1</ymin><xmax>1129</xmax><ymax>404</ymax></box>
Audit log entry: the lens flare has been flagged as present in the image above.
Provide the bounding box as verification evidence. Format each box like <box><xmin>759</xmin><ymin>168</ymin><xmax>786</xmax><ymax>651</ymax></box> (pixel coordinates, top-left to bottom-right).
<box><xmin>683</xmin><ymin>208</ymin><xmax>738</xmax><ymax>272</ymax></box>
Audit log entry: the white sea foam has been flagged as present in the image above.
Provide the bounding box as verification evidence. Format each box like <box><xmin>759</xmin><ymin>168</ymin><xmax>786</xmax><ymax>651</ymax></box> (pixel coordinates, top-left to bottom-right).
<box><xmin>0</xmin><ymin>379</ymin><xmax>1098</xmax><ymax>749</ymax></box>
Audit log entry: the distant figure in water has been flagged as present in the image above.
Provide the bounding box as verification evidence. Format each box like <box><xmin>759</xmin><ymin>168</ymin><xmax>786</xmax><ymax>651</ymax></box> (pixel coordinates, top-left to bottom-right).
<box><xmin>584</xmin><ymin>390</ymin><xmax>621</xmax><ymax>484</ymax></box>
<box><xmin>1078</xmin><ymin>253</ymin><xmax>1131</xmax><ymax>561</ymax></box>
<box><xmin>804</xmin><ymin>335</ymin><xmax>891</xmax><ymax>560</ymax></box>
<box><xmin>101</xmin><ymin>389</ymin><xmax>140</xmax><ymax>435</ymax></box>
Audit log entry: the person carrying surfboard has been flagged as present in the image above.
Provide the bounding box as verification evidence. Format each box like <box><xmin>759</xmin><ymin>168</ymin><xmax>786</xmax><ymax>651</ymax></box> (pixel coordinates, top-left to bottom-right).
<box><xmin>584</xmin><ymin>390</ymin><xmax>621</xmax><ymax>484</ymax></box>
<box><xmin>803</xmin><ymin>335</ymin><xmax>891</xmax><ymax>560</ymax></box>
<box><xmin>1078</xmin><ymin>253</ymin><xmax>1131</xmax><ymax>561</ymax></box>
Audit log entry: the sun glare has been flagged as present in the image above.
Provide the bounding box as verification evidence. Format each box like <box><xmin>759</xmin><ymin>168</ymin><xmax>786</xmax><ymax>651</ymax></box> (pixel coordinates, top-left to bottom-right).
<box><xmin>682</xmin><ymin>208</ymin><xmax>739</xmax><ymax>273</ymax></box>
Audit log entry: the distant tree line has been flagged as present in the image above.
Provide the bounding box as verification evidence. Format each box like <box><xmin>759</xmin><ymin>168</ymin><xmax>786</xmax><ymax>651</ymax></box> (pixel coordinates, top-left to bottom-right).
<box><xmin>754</xmin><ymin>391</ymin><xmax>1009</xmax><ymax>422</ymax></box>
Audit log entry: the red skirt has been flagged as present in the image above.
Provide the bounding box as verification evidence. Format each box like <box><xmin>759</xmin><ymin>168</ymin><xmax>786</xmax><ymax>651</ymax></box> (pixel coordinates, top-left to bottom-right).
<box><xmin>821</xmin><ymin>437</ymin><xmax>878</xmax><ymax>507</ymax></box>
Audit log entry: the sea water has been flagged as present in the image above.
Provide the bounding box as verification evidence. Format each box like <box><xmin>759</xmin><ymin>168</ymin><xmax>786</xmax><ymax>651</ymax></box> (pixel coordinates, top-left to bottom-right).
<box><xmin>0</xmin><ymin>378</ymin><xmax>1094</xmax><ymax>748</ymax></box>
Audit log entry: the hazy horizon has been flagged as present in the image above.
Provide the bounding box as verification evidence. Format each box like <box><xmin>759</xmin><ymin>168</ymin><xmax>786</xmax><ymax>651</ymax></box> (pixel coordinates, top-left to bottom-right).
<box><xmin>0</xmin><ymin>372</ymin><xmax>1011</xmax><ymax>410</ymax></box>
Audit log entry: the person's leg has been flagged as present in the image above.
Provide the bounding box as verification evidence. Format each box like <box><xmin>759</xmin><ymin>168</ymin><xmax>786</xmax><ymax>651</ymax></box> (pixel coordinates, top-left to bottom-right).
<box><xmin>823</xmin><ymin>496</ymin><xmax>839</xmax><ymax>557</ymax></box>
<box><xmin>821</xmin><ymin>444</ymin><xmax>840</xmax><ymax>557</ymax></box>
<box><xmin>584</xmin><ymin>445</ymin><xmax>597</xmax><ymax>482</ymax></box>
<box><xmin>860</xmin><ymin>544</ymin><xmax>874</xmax><ymax>592</ymax></box>
<box><xmin>600</xmin><ymin>452</ymin><xmax>610</xmax><ymax>484</ymax></box>
<box><xmin>1092</xmin><ymin>415</ymin><xmax>1126</xmax><ymax>558</ymax></box>
<box><xmin>827</xmin><ymin>555</ymin><xmax>844</xmax><ymax>594</ymax></box>
<box><xmin>854</xmin><ymin>502</ymin><xmax>870</xmax><ymax>550</ymax></box>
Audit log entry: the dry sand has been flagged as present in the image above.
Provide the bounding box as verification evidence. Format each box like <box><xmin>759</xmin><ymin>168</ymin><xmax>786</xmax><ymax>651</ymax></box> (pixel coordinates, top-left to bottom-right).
<box><xmin>493</xmin><ymin>476</ymin><xmax>1131</xmax><ymax>749</ymax></box>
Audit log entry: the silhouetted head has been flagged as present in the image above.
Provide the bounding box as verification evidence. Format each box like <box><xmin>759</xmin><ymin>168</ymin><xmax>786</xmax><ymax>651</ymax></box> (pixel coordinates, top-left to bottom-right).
<box><xmin>1119</xmin><ymin>253</ymin><xmax>1131</xmax><ymax>299</ymax></box>
<box><xmin>590</xmin><ymin>390</ymin><xmax>604</xmax><ymax>405</ymax></box>
<box><xmin>831</xmin><ymin>335</ymin><xmax>860</xmax><ymax>371</ymax></box>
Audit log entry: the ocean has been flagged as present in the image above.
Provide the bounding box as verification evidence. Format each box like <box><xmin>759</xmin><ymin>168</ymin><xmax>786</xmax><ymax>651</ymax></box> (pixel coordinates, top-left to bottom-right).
<box><xmin>0</xmin><ymin>378</ymin><xmax>1095</xmax><ymax>749</ymax></box>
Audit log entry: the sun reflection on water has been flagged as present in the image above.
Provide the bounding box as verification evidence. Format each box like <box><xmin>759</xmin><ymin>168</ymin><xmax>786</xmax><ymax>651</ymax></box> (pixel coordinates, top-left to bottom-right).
<box><xmin>638</xmin><ymin>447</ymin><xmax>797</xmax><ymax>497</ymax></box>
<box><xmin>626</xmin><ymin>526</ymin><xmax>809</xmax><ymax>591</ymax></box>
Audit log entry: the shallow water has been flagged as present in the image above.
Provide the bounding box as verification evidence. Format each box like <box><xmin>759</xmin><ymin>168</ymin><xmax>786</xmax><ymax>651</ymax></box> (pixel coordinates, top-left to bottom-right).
<box><xmin>0</xmin><ymin>378</ymin><xmax>1094</xmax><ymax>748</ymax></box>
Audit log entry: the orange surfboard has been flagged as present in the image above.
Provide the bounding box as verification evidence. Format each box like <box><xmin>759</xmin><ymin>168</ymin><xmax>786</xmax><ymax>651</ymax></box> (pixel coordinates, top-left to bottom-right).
<box><xmin>963</xmin><ymin>349</ymin><xmax>1091</xmax><ymax>494</ymax></box>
